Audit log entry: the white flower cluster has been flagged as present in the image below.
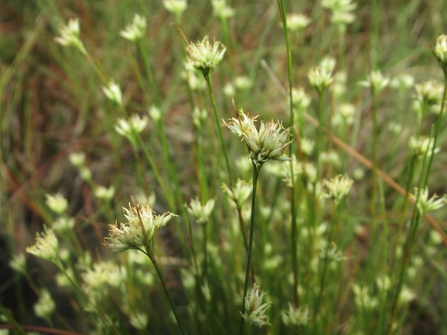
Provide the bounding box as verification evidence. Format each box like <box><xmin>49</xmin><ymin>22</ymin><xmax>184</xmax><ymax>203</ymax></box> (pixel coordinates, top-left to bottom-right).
<box><xmin>185</xmin><ymin>36</ymin><xmax>226</xmax><ymax>76</ymax></box>
<box><xmin>224</xmin><ymin>109</ymin><xmax>291</xmax><ymax>166</ymax></box>
<box><xmin>240</xmin><ymin>284</ymin><xmax>272</xmax><ymax>328</ymax></box>
<box><xmin>104</xmin><ymin>203</ymin><xmax>177</xmax><ymax>252</ymax></box>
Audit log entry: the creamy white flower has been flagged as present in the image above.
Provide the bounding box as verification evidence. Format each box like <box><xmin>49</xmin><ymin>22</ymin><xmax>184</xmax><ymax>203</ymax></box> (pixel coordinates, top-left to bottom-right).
<box><xmin>34</xmin><ymin>289</ymin><xmax>55</xmax><ymax>319</ymax></box>
<box><xmin>54</xmin><ymin>18</ymin><xmax>87</xmax><ymax>54</ymax></box>
<box><xmin>359</xmin><ymin>70</ymin><xmax>389</xmax><ymax>92</ymax></box>
<box><xmin>185</xmin><ymin>36</ymin><xmax>226</xmax><ymax>76</ymax></box>
<box><xmin>282</xmin><ymin>303</ymin><xmax>309</xmax><ymax>327</ymax></box>
<box><xmin>434</xmin><ymin>34</ymin><xmax>447</xmax><ymax>64</ymax></box>
<box><xmin>187</xmin><ymin>197</ymin><xmax>215</xmax><ymax>224</ymax></box>
<box><xmin>223</xmin><ymin>109</ymin><xmax>291</xmax><ymax>166</ymax></box>
<box><xmin>322</xmin><ymin>175</ymin><xmax>354</xmax><ymax>203</ymax></box>
<box><xmin>240</xmin><ymin>284</ymin><xmax>272</xmax><ymax>328</ymax></box>
<box><xmin>46</xmin><ymin>193</ymin><xmax>68</xmax><ymax>214</ymax></box>
<box><xmin>409</xmin><ymin>187</ymin><xmax>445</xmax><ymax>214</ymax></box>
<box><xmin>26</xmin><ymin>227</ymin><xmax>59</xmax><ymax>262</ymax></box>
<box><xmin>286</xmin><ymin>13</ymin><xmax>311</xmax><ymax>32</ymax></box>
<box><xmin>103</xmin><ymin>80</ymin><xmax>123</xmax><ymax>106</ymax></box>
<box><xmin>120</xmin><ymin>14</ymin><xmax>146</xmax><ymax>41</ymax></box>
<box><xmin>104</xmin><ymin>203</ymin><xmax>177</xmax><ymax>252</ymax></box>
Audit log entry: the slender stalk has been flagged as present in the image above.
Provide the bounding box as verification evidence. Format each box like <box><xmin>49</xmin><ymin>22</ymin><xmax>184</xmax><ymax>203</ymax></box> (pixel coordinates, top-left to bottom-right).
<box><xmin>204</xmin><ymin>73</ymin><xmax>249</xmax><ymax>251</ymax></box>
<box><xmin>277</xmin><ymin>0</ymin><xmax>299</xmax><ymax>307</ymax></box>
<box><xmin>313</xmin><ymin>202</ymin><xmax>338</xmax><ymax>325</ymax></box>
<box><xmin>143</xmin><ymin>247</ymin><xmax>187</xmax><ymax>335</ymax></box>
<box><xmin>204</xmin><ymin>74</ymin><xmax>233</xmax><ymax>186</ymax></box>
<box><xmin>239</xmin><ymin>164</ymin><xmax>261</xmax><ymax>335</ymax></box>
<box><xmin>370</xmin><ymin>89</ymin><xmax>379</xmax><ymax>218</ymax></box>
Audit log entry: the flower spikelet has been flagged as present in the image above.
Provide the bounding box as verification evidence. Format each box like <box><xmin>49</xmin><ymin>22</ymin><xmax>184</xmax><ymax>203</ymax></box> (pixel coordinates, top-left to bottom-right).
<box><xmin>434</xmin><ymin>34</ymin><xmax>447</xmax><ymax>64</ymax></box>
<box><xmin>223</xmin><ymin>109</ymin><xmax>291</xmax><ymax>166</ymax></box>
<box><xmin>185</xmin><ymin>36</ymin><xmax>226</xmax><ymax>76</ymax></box>
<box><xmin>322</xmin><ymin>174</ymin><xmax>354</xmax><ymax>204</ymax></box>
<box><xmin>54</xmin><ymin>18</ymin><xmax>87</xmax><ymax>55</ymax></box>
<box><xmin>240</xmin><ymin>284</ymin><xmax>272</xmax><ymax>328</ymax></box>
<box><xmin>120</xmin><ymin>14</ymin><xmax>146</xmax><ymax>41</ymax></box>
<box><xmin>26</xmin><ymin>226</ymin><xmax>59</xmax><ymax>262</ymax></box>
<box><xmin>104</xmin><ymin>203</ymin><xmax>177</xmax><ymax>252</ymax></box>
<box><xmin>409</xmin><ymin>187</ymin><xmax>445</xmax><ymax>214</ymax></box>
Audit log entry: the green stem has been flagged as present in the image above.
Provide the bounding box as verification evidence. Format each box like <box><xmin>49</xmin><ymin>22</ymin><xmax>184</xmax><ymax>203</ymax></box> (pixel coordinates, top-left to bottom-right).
<box><xmin>143</xmin><ymin>247</ymin><xmax>187</xmax><ymax>335</ymax></box>
<box><xmin>205</xmin><ymin>74</ymin><xmax>233</xmax><ymax>187</ymax></box>
<box><xmin>371</xmin><ymin>89</ymin><xmax>379</xmax><ymax>219</ymax></box>
<box><xmin>278</xmin><ymin>0</ymin><xmax>299</xmax><ymax>307</ymax></box>
<box><xmin>204</xmin><ymin>73</ymin><xmax>249</xmax><ymax>251</ymax></box>
<box><xmin>313</xmin><ymin>202</ymin><xmax>338</xmax><ymax>325</ymax></box>
<box><xmin>239</xmin><ymin>164</ymin><xmax>261</xmax><ymax>335</ymax></box>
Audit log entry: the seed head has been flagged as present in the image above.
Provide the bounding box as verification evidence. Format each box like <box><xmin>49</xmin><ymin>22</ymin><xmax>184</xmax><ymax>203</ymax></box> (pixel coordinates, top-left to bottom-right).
<box><xmin>434</xmin><ymin>34</ymin><xmax>447</xmax><ymax>64</ymax></box>
<box><xmin>409</xmin><ymin>187</ymin><xmax>445</xmax><ymax>214</ymax></box>
<box><xmin>308</xmin><ymin>66</ymin><xmax>333</xmax><ymax>93</ymax></box>
<box><xmin>240</xmin><ymin>284</ymin><xmax>272</xmax><ymax>328</ymax></box>
<box><xmin>187</xmin><ymin>197</ymin><xmax>215</xmax><ymax>224</ymax></box>
<box><xmin>359</xmin><ymin>70</ymin><xmax>389</xmax><ymax>93</ymax></box>
<box><xmin>223</xmin><ymin>109</ymin><xmax>291</xmax><ymax>166</ymax></box>
<box><xmin>282</xmin><ymin>303</ymin><xmax>309</xmax><ymax>327</ymax></box>
<box><xmin>46</xmin><ymin>193</ymin><xmax>68</xmax><ymax>214</ymax></box>
<box><xmin>120</xmin><ymin>14</ymin><xmax>146</xmax><ymax>41</ymax></box>
<box><xmin>322</xmin><ymin>174</ymin><xmax>354</xmax><ymax>204</ymax></box>
<box><xmin>104</xmin><ymin>203</ymin><xmax>177</xmax><ymax>252</ymax></box>
<box><xmin>54</xmin><ymin>18</ymin><xmax>87</xmax><ymax>55</ymax></box>
<box><xmin>185</xmin><ymin>36</ymin><xmax>226</xmax><ymax>77</ymax></box>
<box><xmin>103</xmin><ymin>80</ymin><xmax>123</xmax><ymax>106</ymax></box>
<box><xmin>115</xmin><ymin>114</ymin><xmax>148</xmax><ymax>144</ymax></box>
<box><xmin>26</xmin><ymin>226</ymin><xmax>59</xmax><ymax>262</ymax></box>
<box><xmin>163</xmin><ymin>0</ymin><xmax>187</xmax><ymax>22</ymax></box>
<box><xmin>286</xmin><ymin>13</ymin><xmax>311</xmax><ymax>33</ymax></box>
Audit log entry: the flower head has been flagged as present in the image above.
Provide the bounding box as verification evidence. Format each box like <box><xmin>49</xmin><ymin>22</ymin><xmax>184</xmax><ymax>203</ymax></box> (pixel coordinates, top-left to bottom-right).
<box><xmin>286</xmin><ymin>13</ymin><xmax>311</xmax><ymax>33</ymax></box>
<box><xmin>359</xmin><ymin>70</ymin><xmax>389</xmax><ymax>93</ymax></box>
<box><xmin>120</xmin><ymin>14</ymin><xmax>146</xmax><ymax>41</ymax></box>
<box><xmin>185</xmin><ymin>36</ymin><xmax>226</xmax><ymax>77</ymax></box>
<box><xmin>223</xmin><ymin>109</ymin><xmax>291</xmax><ymax>166</ymax></box>
<box><xmin>9</xmin><ymin>254</ymin><xmax>27</xmax><ymax>275</ymax></box>
<box><xmin>34</xmin><ymin>289</ymin><xmax>55</xmax><ymax>319</ymax></box>
<box><xmin>409</xmin><ymin>187</ymin><xmax>445</xmax><ymax>214</ymax></box>
<box><xmin>163</xmin><ymin>0</ymin><xmax>187</xmax><ymax>22</ymax></box>
<box><xmin>282</xmin><ymin>303</ymin><xmax>309</xmax><ymax>327</ymax></box>
<box><xmin>46</xmin><ymin>193</ymin><xmax>68</xmax><ymax>214</ymax></box>
<box><xmin>408</xmin><ymin>136</ymin><xmax>440</xmax><ymax>158</ymax></box>
<box><xmin>414</xmin><ymin>80</ymin><xmax>443</xmax><ymax>106</ymax></box>
<box><xmin>308</xmin><ymin>66</ymin><xmax>333</xmax><ymax>93</ymax></box>
<box><xmin>322</xmin><ymin>0</ymin><xmax>356</xmax><ymax>27</ymax></box>
<box><xmin>322</xmin><ymin>174</ymin><xmax>354</xmax><ymax>204</ymax></box>
<box><xmin>54</xmin><ymin>18</ymin><xmax>87</xmax><ymax>55</ymax></box>
<box><xmin>115</xmin><ymin>114</ymin><xmax>148</xmax><ymax>144</ymax></box>
<box><xmin>434</xmin><ymin>34</ymin><xmax>447</xmax><ymax>64</ymax></box>
<box><xmin>212</xmin><ymin>0</ymin><xmax>235</xmax><ymax>19</ymax></box>
<box><xmin>222</xmin><ymin>179</ymin><xmax>252</xmax><ymax>205</ymax></box>
<box><xmin>104</xmin><ymin>203</ymin><xmax>177</xmax><ymax>252</ymax></box>
<box><xmin>26</xmin><ymin>226</ymin><xmax>59</xmax><ymax>262</ymax></box>
<box><xmin>240</xmin><ymin>284</ymin><xmax>272</xmax><ymax>328</ymax></box>
<box><xmin>187</xmin><ymin>197</ymin><xmax>215</xmax><ymax>224</ymax></box>
<box><xmin>94</xmin><ymin>185</ymin><xmax>116</xmax><ymax>200</ymax></box>
<box><xmin>103</xmin><ymin>80</ymin><xmax>123</xmax><ymax>106</ymax></box>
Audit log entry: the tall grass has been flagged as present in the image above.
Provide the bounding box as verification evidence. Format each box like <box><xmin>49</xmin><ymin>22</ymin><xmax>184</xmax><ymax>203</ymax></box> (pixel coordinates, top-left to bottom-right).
<box><xmin>2</xmin><ymin>1</ymin><xmax>447</xmax><ymax>334</ymax></box>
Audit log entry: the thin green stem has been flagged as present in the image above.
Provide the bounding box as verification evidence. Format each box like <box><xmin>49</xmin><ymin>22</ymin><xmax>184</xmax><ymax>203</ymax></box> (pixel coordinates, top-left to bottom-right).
<box><xmin>278</xmin><ymin>0</ymin><xmax>299</xmax><ymax>307</ymax></box>
<box><xmin>371</xmin><ymin>89</ymin><xmax>379</xmax><ymax>219</ymax></box>
<box><xmin>239</xmin><ymin>164</ymin><xmax>261</xmax><ymax>335</ymax></box>
<box><xmin>205</xmin><ymin>74</ymin><xmax>233</xmax><ymax>187</ymax></box>
<box><xmin>313</xmin><ymin>202</ymin><xmax>338</xmax><ymax>325</ymax></box>
<box><xmin>143</xmin><ymin>247</ymin><xmax>187</xmax><ymax>335</ymax></box>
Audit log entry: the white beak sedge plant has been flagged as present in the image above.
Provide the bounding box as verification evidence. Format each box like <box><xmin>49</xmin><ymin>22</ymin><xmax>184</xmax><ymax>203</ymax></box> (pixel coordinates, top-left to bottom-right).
<box><xmin>5</xmin><ymin>2</ymin><xmax>447</xmax><ymax>335</ymax></box>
